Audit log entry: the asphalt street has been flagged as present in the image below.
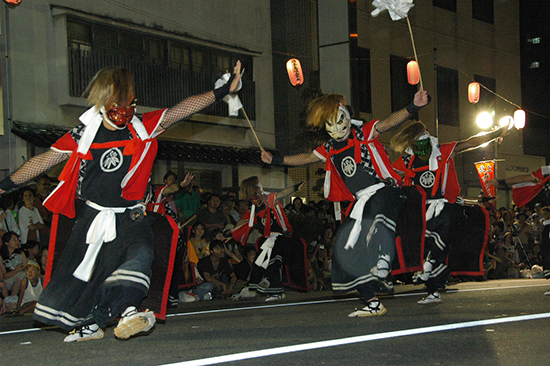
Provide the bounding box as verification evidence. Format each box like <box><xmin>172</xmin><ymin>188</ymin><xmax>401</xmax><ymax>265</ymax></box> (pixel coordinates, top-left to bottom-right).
<box><xmin>2</xmin><ymin>278</ymin><xmax>550</xmax><ymax>366</ymax></box>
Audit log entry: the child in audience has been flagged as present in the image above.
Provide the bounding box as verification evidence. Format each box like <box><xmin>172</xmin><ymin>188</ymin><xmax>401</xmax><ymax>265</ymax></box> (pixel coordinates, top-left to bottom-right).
<box><xmin>17</xmin><ymin>260</ymin><xmax>43</xmax><ymax>313</ymax></box>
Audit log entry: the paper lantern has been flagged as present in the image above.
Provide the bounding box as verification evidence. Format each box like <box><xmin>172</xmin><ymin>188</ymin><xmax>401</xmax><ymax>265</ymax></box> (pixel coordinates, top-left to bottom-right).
<box><xmin>468</xmin><ymin>82</ymin><xmax>480</xmax><ymax>104</ymax></box>
<box><xmin>4</xmin><ymin>0</ymin><xmax>22</xmax><ymax>5</ymax></box>
<box><xmin>286</xmin><ymin>58</ymin><xmax>304</xmax><ymax>86</ymax></box>
<box><xmin>407</xmin><ymin>60</ymin><xmax>420</xmax><ymax>85</ymax></box>
<box><xmin>514</xmin><ymin>109</ymin><xmax>526</xmax><ymax>129</ymax></box>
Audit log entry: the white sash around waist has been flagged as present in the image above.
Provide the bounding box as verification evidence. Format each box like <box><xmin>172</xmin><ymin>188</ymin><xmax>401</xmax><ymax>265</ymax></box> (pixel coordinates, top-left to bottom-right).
<box><xmin>254</xmin><ymin>233</ymin><xmax>281</xmax><ymax>269</ymax></box>
<box><xmin>425</xmin><ymin>198</ymin><xmax>448</xmax><ymax>221</ymax></box>
<box><xmin>73</xmin><ymin>201</ymin><xmax>140</xmax><ymax>282</ymax></box>
<box><xmin>344</xmin><ymin>183</ymin><xmax>385</xmax><ymax>250</ymax></box>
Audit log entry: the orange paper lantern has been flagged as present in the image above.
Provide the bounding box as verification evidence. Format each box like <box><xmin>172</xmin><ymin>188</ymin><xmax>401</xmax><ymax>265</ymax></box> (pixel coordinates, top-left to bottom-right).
<box><xmin>468</xmin><ymin>82</ymin><xmax>481</xmax><ymax>104</ymax></box>
<box><xmin>4</xmin><ymin>0</ymin><xmax>22</xmax><ymax>4</ymax></box>
<box><xmin>407</xmin><ymin>60</ymin><xmax>420</xmax><ymax>85</ymax></box>
<box><xmin>514</xmin><ymin>109</ymin><xmax>526</xmax><ymax>129</ymax></box>
<box><xmin>286</xmin><ymin>58</ymin><xmax>304</xmax><ymax>86</ymax></box>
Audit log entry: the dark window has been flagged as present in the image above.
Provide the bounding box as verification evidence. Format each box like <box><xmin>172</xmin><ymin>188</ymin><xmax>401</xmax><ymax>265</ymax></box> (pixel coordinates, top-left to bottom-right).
<box><xmin>436</xmin><ymin>66</ymin><xmax>459</xmax><ymax>127</ymax></box>
<box><xmin>473</xmin><ymin>0</ymin><xmax>494</xmax><ymax>24</ymax></box>
<box><xmin>213</xmin><ymin>54</ymin><xmax>231</xmax><ymax>75</ymax></box>
<box><xmin>170</xmin><ymin>43</ymin><xmax>191</xmax><ymax>70</ymax></box>
<box><xmin>119</xmin><ymin>31</ymin><xmax>143</xmax><ymax>60</ymax></box>
<box><xmin>350</xmin><ymin>40</ymin><xmax>372</xmax><ymax>114</ymax></box>
<box><xmin>390</xmin><ymin>55</ymin><xmax>418</xmax><ymax>113</ymax></box>
<box><xmin>474</xmin><ymin>74</ymin><xmax>496</xmax><ymax>113</ymax></box>
<box><xmin>93</xmin><ymin>25</ymin><xmax>118</xmax><ymax>56</ymax></box>
<box><xmin>144</xmin><ymin>37</ymin><xmax>166</xmax><ymax>65</ymax></box>
<box><xmin>67</xmin><ymin>20</ymin><xmax>91</xmax><ymax>51</ymax></box>
<box><xmin>192</xmin><ymin>50</ymin><xmax>205</xmax><ymax>73</ymax></box>
<box><xmin>433</xmin><ymin>0</ymin><xmax>456</xmax><ymax>12</ymax></box>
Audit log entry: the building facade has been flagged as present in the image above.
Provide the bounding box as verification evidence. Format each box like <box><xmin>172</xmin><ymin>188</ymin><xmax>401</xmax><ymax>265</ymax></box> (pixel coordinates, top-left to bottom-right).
<box><xmin>271</xmin><ymin>0</ymin><xmax>543</xmax><ymax>208</ymax></box>
<box><xmin>0</xmin><ymin>0</ymin><xmax>286</xmax><ymax>196</ymax></box>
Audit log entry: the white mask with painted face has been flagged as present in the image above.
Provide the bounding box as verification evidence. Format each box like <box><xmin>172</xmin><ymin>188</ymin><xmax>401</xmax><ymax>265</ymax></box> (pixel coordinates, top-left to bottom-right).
<box><xmin>325</xmin><ymin>105</ymin><xmax>351</xmax><ymax>140</ymax></box>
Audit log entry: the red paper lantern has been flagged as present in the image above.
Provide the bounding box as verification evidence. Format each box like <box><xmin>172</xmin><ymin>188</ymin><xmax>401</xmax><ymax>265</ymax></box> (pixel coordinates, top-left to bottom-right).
<box><xmin>286</xmin><ymin>58</ymin><xmax>304</xmax><ymax>86</ymax></box>
<box><xmin>407</xmin><ymin>60</ymin><xmax>420</xmax><ymax>85</ymax></box>
<box><xmin>4</xmin><ymin>0</ymin><xmax>22</xmax><ymax>5</ymax></box>
<box><xmin>468</xmin><ymin>82</ymin><xmax>481</xmax><ymax>104</ymax></box>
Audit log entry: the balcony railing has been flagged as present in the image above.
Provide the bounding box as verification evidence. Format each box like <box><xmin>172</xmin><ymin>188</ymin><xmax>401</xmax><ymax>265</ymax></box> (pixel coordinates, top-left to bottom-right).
<box><xmin>68</xmin><ymin>48</ymin><xmax>256</xmax><ymax>120</ymax></box>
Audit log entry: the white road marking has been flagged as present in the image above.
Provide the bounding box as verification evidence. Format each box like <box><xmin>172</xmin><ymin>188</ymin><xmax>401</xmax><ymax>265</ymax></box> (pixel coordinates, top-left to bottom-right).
<box><xmin>160</xmin><ymin>312</ymin><xmax>550</xmax><ymax>366</ymax></box>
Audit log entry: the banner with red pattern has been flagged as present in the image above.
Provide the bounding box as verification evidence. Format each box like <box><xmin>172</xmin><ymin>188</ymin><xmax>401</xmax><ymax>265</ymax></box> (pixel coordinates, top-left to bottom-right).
<box><xmin>475</xmin><ymin>160</ymin><xmax>495</xmax><ymax>198</ymax></box>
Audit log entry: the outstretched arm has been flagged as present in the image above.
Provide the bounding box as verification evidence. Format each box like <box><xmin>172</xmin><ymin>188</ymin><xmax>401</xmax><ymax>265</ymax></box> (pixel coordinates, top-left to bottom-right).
<box><xmin>454</xmin><ymin>126</ymin><xmax>509</xmax><ymax>154</ymax></box>
<box><xmin>261</xmin><ymin>149</ymin><xmax>322</xmax><ymax>167</ymax></box>
<box><xmin>373</xmin><ymin>89</ymin><xmax>429</xmax><ymax>138</ymax></box>
<box><xmin>487</xmin><ymin>173</ymin><xmax>540</xmax><ymax>187</ymax></box>
<box><xmin>276</xmin><ymin>181</ymin><xmax>305</xmax><ymax>201</ymax></box>
<box><xmin>156</xmin><ymin>61</ymin><xmax>242</xmax><ymax>133</ymax></box>
<box><xmin>0</xmin><ymin>150</ymin><xmax>70</xmax><ymax>194</ymax></box>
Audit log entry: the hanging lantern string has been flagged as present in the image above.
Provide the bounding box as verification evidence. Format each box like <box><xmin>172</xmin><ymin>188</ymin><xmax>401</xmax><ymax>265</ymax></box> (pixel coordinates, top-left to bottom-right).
<box><xmin>459</xmin><ymin>70</ymin><xmax>521</xmax><ymax>109</ymax></box>
<box><xmin>241</xmin><ymin>107</ymin><xmax>263</xmax><ymax>150</ymax></box>
<box><xmin>405</xmin><ymin>17</ymin><xmax>423</xmax><ymax>91</ymax></box>
<box><xmin>459</xmin><ymin>69</ymin><xmax>550</xmax><ymax>121</ymax></box>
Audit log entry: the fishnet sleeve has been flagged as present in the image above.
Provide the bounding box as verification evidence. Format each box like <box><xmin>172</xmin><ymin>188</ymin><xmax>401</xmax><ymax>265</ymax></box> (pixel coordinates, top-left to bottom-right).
<box><xmin>283</xmin><ymin>152</ymin><xmax>322</xmax><ymax>166</ymax></box>
<box><xmin>159</xmin><ymin>91</ymin><xmax>216</xmax><ymax>131</ymax></box>
<box><xmin>374</xmin><ymin>108</ymin><xmax>410</xmax><ymax>134</ymax></box>
<box><xmin>10</xmin><ymin>150</ymin><xmax>70</xmax><ymax>185</ymax></box>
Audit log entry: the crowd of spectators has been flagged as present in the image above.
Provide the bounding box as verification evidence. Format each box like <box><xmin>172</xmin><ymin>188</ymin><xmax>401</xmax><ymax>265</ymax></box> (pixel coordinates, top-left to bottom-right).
<box><xmin>484</xmin><ymin>203</ymin><xmax>546</xmax><ymax>280</ymax></box>
<box><xmin>0</xmin><ymin>176</ymin><xmax>51</xmax><ymax>315</ymax></box>
<box><xmin>1</xmin><ymin>173</ymin><xmax>548</xmax><ymax>314</ymax></box>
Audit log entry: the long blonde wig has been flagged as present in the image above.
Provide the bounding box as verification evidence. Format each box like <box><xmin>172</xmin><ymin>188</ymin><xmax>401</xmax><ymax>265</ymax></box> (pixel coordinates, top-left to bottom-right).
<box><xmin>390</xmin><ymin>121</ymin><xmax>428</xmax><ymax>155</ymax></box>
<box><xmin>83</xmin><ymin>67</ymin><xmax>135</xmax><ymax>109</ymax></box>
<box><xmin>241</xmin><ymin>176</ymin><xmax>259</xmax><ymax>200</ymax></box>
<box><xmin>306</xmin><ymin>94</ymin><xmax>346</xmax><ymax>129</ymax></box>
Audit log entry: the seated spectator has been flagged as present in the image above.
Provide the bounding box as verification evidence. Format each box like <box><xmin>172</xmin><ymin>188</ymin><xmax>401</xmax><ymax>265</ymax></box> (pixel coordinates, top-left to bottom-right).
<box><xmin>40</xmin><ymin>247</ymin><xmax>48</xmax><ymax>279</ymax></box>
<box><xmin>489</xmin><ymin>221</ymin><xmax>507</xmax><ymax>255</ymax></box>
<box><xmin>308</xmin><ymin>243</ymin><xmax>331</xmax><ymax>291</ymax></box>
<box><xmin>33</xmin><ymin>175</ymin><xmax>52</xmax><ymax>248</ymax></box>
<box><xmin>16</xmin><ymin>260</ymin><xmax>43</xmax><ymax>314</ymax></box>
<box><xmin>0</xmin><ymin>195</ymin><xmax>20</xmax><ymax>237</ymax></box>
<box><xmin>189</xmin><ymin>222</ymin><xmax>209</xmax><ymax>260</ymax></box>
<box><xmin>211</xmin><ymin>228</ymin><xmax>243</xmax><ymax>264</ymax></box>
<box><xmin>1</xmin><ymin>231</ymin><xmax>27</xmax><ymax>298</ymax></box>
<box><xmin>292</xmin><ymin>197</ymin><xmax>306</xmax><ymax>215</ymax></box>
<box><xmin>18</xmin><ymin>187</ymin><xmax>47</xmax><ymax>245</ymax></box>
<box><xmin>196</xmin><ymin>194</ymin><xmax>229</xmax><ymax>241</ymax></box>
<box><xmin>494</xmin><ymin>245</ymin><xmax>520</xmax><ymax>279</ymax></box>
<box><xmin>149</xmin><ymin>171</ymin><xmax>193</xmax><ymax>223</ymax></box>
<box><xmin>530</xmin><ymin>213</ymin><xmax>542</xmax><ymax>246</ymax></box>
<box><xmin>513</xmin><ymin>212</ymin><xmax>533</xmax><ymax>254</ymax></box>
<box><xmin>197</xmin><ymin>240</ymin><xmax>238</xmax><ymax>298</ymax></box>
<box><xmin>484</xmin><ymin>250</ymin><xmax>501</xmax><ymax>279</ymax></box>
<box><xmin>221</xmin><ymin>199</ymin><xmax>238</xmax><ymax>226</ymax></box>
<box><xmin>233</xmin><ymin>246</ymin><xmax>256</xmax><ymax>285</ymax></box>
<box><xmin>0</xmin><ymin>266</ymin><xmax>9</xmax><ymax>312</ymax></box>
<box><xmin>231</xmin><ymin>200</ymin><xmax>248</xmax><ymax>226</ymax></box>
<box><xmin>23</xmin><ymin>240</ymin><xmax>41</xmax><ymax>262</ymax></box>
